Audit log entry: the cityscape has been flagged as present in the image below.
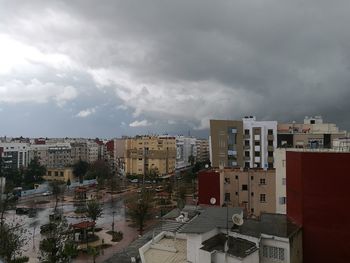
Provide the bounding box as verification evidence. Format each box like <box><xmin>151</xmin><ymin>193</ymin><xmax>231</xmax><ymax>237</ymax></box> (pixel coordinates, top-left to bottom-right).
<box><xmin>1</xmin><ymin>1</ymin><xmax>350</xmax><ymax>263</ymax></box>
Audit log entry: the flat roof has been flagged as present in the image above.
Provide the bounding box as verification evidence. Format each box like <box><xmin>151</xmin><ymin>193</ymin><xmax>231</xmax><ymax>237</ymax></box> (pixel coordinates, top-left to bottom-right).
<box><xmin>143</xmin><ymin>237</ymin><xmax>187</xmax><ymax>263</ymax></box>
<box><xmin>201</xmin><ymin>233</ymin><xmax>258</xmax><ymax>258</ymax></box>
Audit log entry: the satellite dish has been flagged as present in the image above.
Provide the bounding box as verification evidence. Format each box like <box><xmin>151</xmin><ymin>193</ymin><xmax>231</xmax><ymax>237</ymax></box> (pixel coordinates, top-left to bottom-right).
<box><xmin>232</xmin><ymin>212</ymin><xmax>244</xmax><ymax>226</ymax></box>
<box><xmin>205</xmin><ymin>164</ymin><xmax>209</xmax><ymax>169</ymax></box>
<box><xmin>210</xmin><ymin>197</ymin><xmax>216</xmax><ymax>205</ymax></box>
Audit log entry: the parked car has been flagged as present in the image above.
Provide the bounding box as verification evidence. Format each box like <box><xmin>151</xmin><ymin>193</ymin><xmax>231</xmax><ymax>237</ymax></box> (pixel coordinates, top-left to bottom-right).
<box><xmin>42</xmin><ymin>191</ymin><xmax>53</xmax><ymax>196</ymax></box>
<box><xmin>129</xmin><ymin>179</ymin><xmax>138</xmax><ymax>183</ymax></box>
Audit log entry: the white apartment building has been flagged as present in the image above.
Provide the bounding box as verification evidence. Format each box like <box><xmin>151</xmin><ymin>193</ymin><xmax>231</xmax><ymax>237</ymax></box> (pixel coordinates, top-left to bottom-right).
<box><xmin>0</xmin><ymin>142</ymin><xmax>31</xmax><ymax>169</ymax></box>
<box><xmin>176</xmin><ymin>136</ymin><xmax>197</xmax><ymax>170</ymax></box>
<box><xmin>243</xmin><ymin>116</ymin><xmax>277</xmax><ymax>169</ymax></box>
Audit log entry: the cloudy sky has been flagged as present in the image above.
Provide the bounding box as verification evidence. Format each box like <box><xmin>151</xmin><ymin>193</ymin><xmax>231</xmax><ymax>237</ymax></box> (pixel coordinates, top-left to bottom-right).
<box><xmin>0</xmin><ymin>0</ymin><xmax>349</xmax><ymax>138</ymax></box>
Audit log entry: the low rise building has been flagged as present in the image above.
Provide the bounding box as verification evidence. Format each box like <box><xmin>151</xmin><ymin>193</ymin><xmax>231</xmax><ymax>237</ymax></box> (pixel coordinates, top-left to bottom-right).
<box><xmin>43</xmin><ymin>167</ymin><xmax>74</xmax><ymax>183</ymax></box>
<box><xmin>139</xmin><ymin>207</ymin><xmax>302</xmax><ymax>263</ymax></box>
<box><xmin>198</xmin><ymin>168</ymin><xmax>276</xmax><ymax>217</ymax></box>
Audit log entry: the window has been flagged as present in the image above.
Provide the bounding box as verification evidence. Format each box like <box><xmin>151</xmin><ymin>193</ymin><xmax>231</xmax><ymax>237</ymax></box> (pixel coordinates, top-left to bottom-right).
<box><xmin>254</xmin><ymin>141</ymin><xmax>260</xmax><ymax>146</ymax></box>
<box><xmin>235</xmin><ymin>192</ymin><xmax>238</xmax><ymax>196</ymax></box>
<box><xmin>262</xmin><ymin>245</ymin><xmax>285</xmax><ymax>261</ymax></box>
<box><xmin>235</xmin><ymin>175</ymin><xmax>238</xmax><ymax>180</ymax></box>
<box><xmin>251</xmin><ymin>176</ymin><xmax>254</xmax><ymax>180</ymax></box>
<box><xmin>279</xmin><ymin>197</ymin><xmax>286</xmax><ymax>205</ymax></box>
<box><xmin>242</xmin><ymin>184</ymin><xmax>248</xmax><ymax>191</ymax></box>
<box><xmin>245</xmin><ymin>151</ymin><xmax>250</xmax><ymax>157</ymax></box>
<box><xmin>60</xmin><ymin>172</ymin><xmax>64</xmax><ymax>177</ymax></box>
<box><xmin>251</xmin><ymin>192</ymin><xmax>254</xmax><ymax>196</ymax></box>
<box><xmin>268</xmin><ymin>140</ymin><xmax>273</xmax><ymax>146</ymax></box>
<box><xmin>268</xmin><ymin>151</ymin><xmax>273</xmax><ymax>157</ymax></box>
<box><xmin>260</xmin><ymin>178</ymin><xmax>266</xmax><ymax>185</ymax></box>
<box><xmin>225</xmin><ymin>193</ymin><xmax>231</xmax><ymax>201</ymax></box>
<box><xmin>245</xmin><ymin>140</ymin><xmax>249</xmax><ymax>146</ymax></box>
<box><xmin>282</xmin><ymin>178</ymin><xmax>286</xmax><ymax>185</ymax></box>
<box><xmin>225</xmin><ymin>178</ymin><xmax>230</xmax><ymax>184</ymax></box>
<box><xmin>255</xmin><ymin>151</ymin><xmax>260</xmax><ymax>157</ymax></box>
<box><xmin>251</xmin><ymin>208</ymin><xmax>254</xmax><ymax>213</ymax></box>
<box><xmin>245</xmin><ymin>129</ymin><xmax>249</xmax><ymax>135</ymax></box>
<box><xmin>260</xmin><ymin>194</ymin><xmax>266</xmax><ymax>202</ymax></box>
<box><xmin>268</xmin><ymin>129</ymin><xmax>273</xmax><ymax>135</ymax></box>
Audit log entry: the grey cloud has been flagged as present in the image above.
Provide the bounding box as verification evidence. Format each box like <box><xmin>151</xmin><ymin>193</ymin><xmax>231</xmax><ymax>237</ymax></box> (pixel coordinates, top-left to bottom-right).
<box><xmin>0</xmin><ymin>0</ymin><xmax>350</xmax><ymax>137</ymax></box>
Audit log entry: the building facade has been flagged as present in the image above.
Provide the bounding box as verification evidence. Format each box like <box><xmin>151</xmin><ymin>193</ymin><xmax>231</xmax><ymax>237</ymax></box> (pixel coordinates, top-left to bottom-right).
<box><xmin>210</xmin><ymin>117</ymin><xmax>277</xmax><ymax>169</ymax></box>
<box><xmin>286</xmin><ymin>151</ymin><xmax>350</xmax><ymax>263</ymax></box>
<box><xmin>0</xmin><ymin>142</ymin><xmax>31</xmax><ymax>169</ymax></box>
<box><xmin>43</xmin><ymin>167</ymin><xmax>74</xmax><ymax>183</ymax></box>
<box><xmin>125</xmin><ymin>136</ymin><xmax>176</xmax><ymax>176</ymax></box>
<box><xmin>277</xmin><ymin>116</ymin><xmax>347</xmax><ymax>149</ymax></box>
<box><xmin>195</xmin><ymin>139</ymin><xmax>209</xmax><ymax>163</ymax></box>
<box><xmin>176</xmin><ymin>136</ymin><xmax>197</xmax><ymax>170</ymax></box>
<box><xmin>198</xmin><ymin>168</ymin><xmax>276</xmax><ymax>217</ymax></box>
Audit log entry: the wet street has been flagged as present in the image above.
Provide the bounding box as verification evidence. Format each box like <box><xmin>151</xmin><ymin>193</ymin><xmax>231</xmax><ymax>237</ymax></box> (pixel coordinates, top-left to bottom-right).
<box><xmin>3</xmin><ymin>188</ymin><xmax>141</xmax><ymax>263</ymax></box>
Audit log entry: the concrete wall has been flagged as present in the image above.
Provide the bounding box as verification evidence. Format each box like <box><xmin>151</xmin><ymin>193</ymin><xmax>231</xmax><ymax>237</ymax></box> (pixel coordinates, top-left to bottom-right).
<box><xmin>260</xmin><ymin>237</ymin><xmax>290</xmax><ymax>263</ymax></box>
<box><xmin>187</xmin><ymin>228</ymin><xmax>219</xmax><ymax>263</ymax></box>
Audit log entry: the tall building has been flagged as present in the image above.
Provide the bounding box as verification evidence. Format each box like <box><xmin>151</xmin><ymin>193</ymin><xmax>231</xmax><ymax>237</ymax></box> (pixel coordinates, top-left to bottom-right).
<box><xmin>277</xmin><ymin>116</ymin><xmax>347</xmax><ymax>148</ymax></box>
<box><xmin>286</xmin><ymin>150</ymin><xmax>350</xmax><ymax>263</ymax></box>
<box><xmin>124</xmin><ymin>136</ymin><xmax>176</xmax><ymax>177</ymax></box>
<box><xmin>209</xmin><ymin>119</ymin><xmax>244</xmax><ymax>168</ymax></box>
<box><xmin>210</xmin><ymin>117</ymin><xmax>277</xmax><ymax>169</ymax></box>
<box><xmin>175</xmin><ymin>136</ymin><xmax>197</xmax><ymax>170</ymax></box>
<box><xmin>198</xmin><ymin>168</ymin><xmax>276</xmax><ymax>217</ymax></box>
<box><xmin>195</xmin><ymin>138</ymin><xmax>209</xmax><ymax>163</ymax></box>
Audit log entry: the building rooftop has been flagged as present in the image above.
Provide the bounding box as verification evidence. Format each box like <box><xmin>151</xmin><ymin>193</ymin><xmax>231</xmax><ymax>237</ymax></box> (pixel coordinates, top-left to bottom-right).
<box><xmin>235</xmin><ymin>213</ymin><xmax>301</xmax><ymax>239</ymax></box>
<box><xmin>201</xmin><ymin>233</ymin><xmax>258</xmax><ymax>258</ymax></box>
<box><xmin>143</xmin><ymin>236</ymin><xmax>187</xmax><ymax>263</ymax></box>
<box><xmin>179</xmin><ymin>207</ymin><xmax>243</xmax><ymax>234</ymax></box>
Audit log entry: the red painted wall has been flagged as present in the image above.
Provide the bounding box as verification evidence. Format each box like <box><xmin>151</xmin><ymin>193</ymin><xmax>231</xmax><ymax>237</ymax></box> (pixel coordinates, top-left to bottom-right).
<box><xmin>287</xmin><ymin>151</ymin><xmax>350</xmax><ymax>263</ymax></box>
<box><xmin>198</xmin><ymin>170</ymin><xmax>221</xmax><ymax>206</ymax></box>
<box><xmin>106</xmin><ymin>140</ymin><xmax>114</xmax><ymax>153</ymax></box>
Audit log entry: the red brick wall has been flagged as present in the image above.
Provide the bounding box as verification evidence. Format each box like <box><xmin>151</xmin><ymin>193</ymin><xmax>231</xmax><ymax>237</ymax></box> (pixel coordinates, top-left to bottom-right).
<box><xmin>287</xmin><ymin>151</ymin><xmax>350</xmax><ymax>263</ymax></box>
<box><xmin>198</xmin><ymin>170</ymin><xmax>221</xmax><ymax>206</ymax></box>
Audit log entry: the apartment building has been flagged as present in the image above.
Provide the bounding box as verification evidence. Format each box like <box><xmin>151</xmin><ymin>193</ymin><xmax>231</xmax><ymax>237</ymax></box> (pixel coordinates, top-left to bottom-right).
<box><xmin>210</xmin><ymin>117</ymin><xmax>277</xmax><ymax>169</ymax></box>
<box><xmin>209</xmin><ymin>119</ymin><xmax>244</xmax><ymax>168</ymax></box>
<box><xmin>0</xmin><ymin>142</ymin><xmax>31</xmax><ymax>169</ymax></box>
<box><xmin>277</xmin><ymin>116</ymin><xmax>347</xmax><ymax>148</ymax></box>
<box><xmin>29</xmin><ymin>143</ymin><xmax>72</xmax><ymax>168</ymax></box>
<box><xmin>198</xmin><ymin>168</ymin><xmax>276</xmax><ymax>217</ymax></box>
<box><xmin>195</xmin><ymin>138</ymin><xmax>209</xmax><ymax>163</ymax></box>
<box><xmin>125</xmin><ymin>136</ymin><xmax>176</xmax><ymax>176</ymax></box>
<box><xmin>175</xmin><ymin>136</ymin><xmax>197</xmax><ymax>170</ymax></box>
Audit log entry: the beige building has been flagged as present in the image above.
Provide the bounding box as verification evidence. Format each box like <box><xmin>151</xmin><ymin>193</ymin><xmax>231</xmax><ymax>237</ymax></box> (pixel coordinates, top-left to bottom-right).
<box><xmin>195</xmin><ymin>138</ymin><xmax>209</xmax><ymax>163</ymax></box>
<box><xmin>43</xmin><ymin>167</ymin><xmax>75</xmax><ymax>182</ymax></box>
<box><xmin>125</xmin><ymin>136</ymin><xmax>176</xmax><ymax>176</ymax></box>
<box><xmin>221</xmin><ymin>168</ymin><xmax>276</xmax><ymax>216</ymax></box>
<box><xmin>277</xmin><ymin>116</ymin><xmax>347</xmax><ymax>148</ymax></box>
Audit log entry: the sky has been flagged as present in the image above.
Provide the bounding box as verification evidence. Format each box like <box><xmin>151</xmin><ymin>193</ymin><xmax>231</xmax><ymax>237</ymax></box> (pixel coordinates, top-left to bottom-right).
<box><xmin>0</xmin><ymin>0</ymin><xmax>350</xmax><ymax>138</ymax></box>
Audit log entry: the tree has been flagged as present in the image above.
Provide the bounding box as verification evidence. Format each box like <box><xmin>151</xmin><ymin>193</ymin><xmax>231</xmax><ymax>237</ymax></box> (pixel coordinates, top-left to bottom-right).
<box><xmin>24</xmin><ymin>157</ymin><xmax>46</xmax><ymax>187</ymax></box>
<box><xmin>127</xmin><ymin>192</ymin><xmax>153</xmax><ymax>235</ymax></box>
<box><xmin>0</xmin><ymin>182</ymin><xmax>17</xmax><ymax>225</ymax></box>
<box><xmin>39</xmin><ymin>219</ymin><xmax>76</xmax><ymax>263</ymax></box>
<box><xmin>188</xmin><ymin>155</ymin><xmax>195</xmax><ymax>166</ymax></box>
<box><xmin>86</xmin><ymin>199</ymin><xmax>103</xmax><ymax>236</ymax></box>
<box><xmin>49</xmin><ymin>181</ymin><xmax>65</xmax><ymax>213</ymax></box>
<box><xmin>72</xmin><ymin>160</ymin><xmax>89</xmax><ymax>184</ymax></box>
<box><xmin>0</xmin><ymin>222</ymin><xmax>28</xmax><ymax>262</ymax></box>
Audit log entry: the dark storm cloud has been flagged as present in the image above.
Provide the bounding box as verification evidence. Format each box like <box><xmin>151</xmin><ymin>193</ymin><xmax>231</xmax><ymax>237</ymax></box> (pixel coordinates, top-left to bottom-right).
<box><xmin>0</xmin><ymin>0</ymin><xmax>350</xmax><ymax>136</ymax></box>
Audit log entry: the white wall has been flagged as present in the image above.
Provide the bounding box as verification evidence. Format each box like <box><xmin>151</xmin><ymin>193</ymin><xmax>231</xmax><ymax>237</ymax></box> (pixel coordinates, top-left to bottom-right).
<box><xmin>187</xmin><ymin>228</ymin><xmax>219</xmax><ymax>263</ymax></box>
<box><xmin>260</xmin><ymin>237</ymin><xmax>290</xmax><ymax>263</ymax></box>
<box><xmin>274</xmin><ymin>149</ymin><xmax>286</xmax><ymax>214</ymax></box>
<box><xmin>242</xmin><ymin>118</ymin><xmax>277</xmax><ymax>169</ymax></box>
